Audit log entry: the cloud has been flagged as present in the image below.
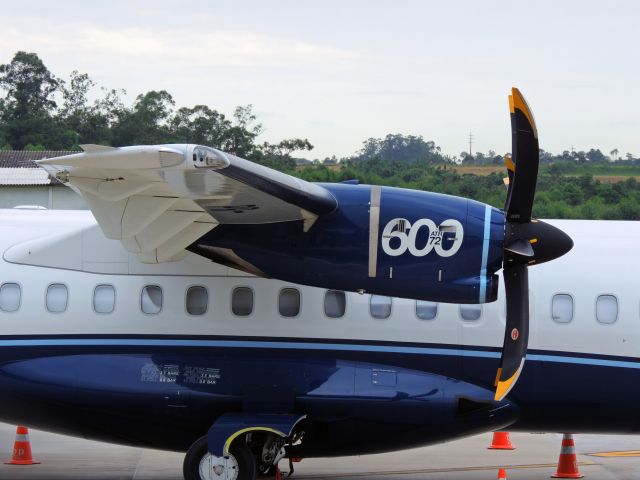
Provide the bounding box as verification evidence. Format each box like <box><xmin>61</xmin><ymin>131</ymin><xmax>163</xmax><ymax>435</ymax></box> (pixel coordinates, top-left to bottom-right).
<box><xmin>0</xmin><ymin>20</ymin><xmax>356</xmax><ymax>70</ymax></box>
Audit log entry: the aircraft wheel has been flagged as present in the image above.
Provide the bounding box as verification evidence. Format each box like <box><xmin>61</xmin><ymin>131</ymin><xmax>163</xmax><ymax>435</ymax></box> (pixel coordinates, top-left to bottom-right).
<box><xmin>184</xmin><ymin>435</ymin><xmax>257</xmax><ymax>480</ymax></box>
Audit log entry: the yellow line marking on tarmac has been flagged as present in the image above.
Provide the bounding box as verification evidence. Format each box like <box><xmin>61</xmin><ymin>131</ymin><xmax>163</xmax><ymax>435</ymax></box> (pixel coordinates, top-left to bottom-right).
<box><xmin>589</xmin><ymin>450</ymin><xmax>640</xmax><ymax>457</ymax></box>
<box><xmin>294</xmin><ymin>461</ymin><xmax>597</xmax><ymax>478</ymax></box>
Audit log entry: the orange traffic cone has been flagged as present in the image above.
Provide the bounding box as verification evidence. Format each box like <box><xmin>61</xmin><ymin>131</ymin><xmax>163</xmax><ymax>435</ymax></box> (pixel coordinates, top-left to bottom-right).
<box><xmin>488</xmin><ymin>431</ymin><xmax>515</xmax><ymax>450</ymax></box>
<box><xmin>552</xmin><ymin>433</ymin><xmax>583</xmax><ymax>478</ymax></box>
<box><xmin>498</xmin><ymin>468</ymin><xmax>508</xmax><ymax>479</ymax></box>
<box><xmin>4</xmin><ymin>426</ymin><xmax>40</xmax><ymax>465</ymax></box>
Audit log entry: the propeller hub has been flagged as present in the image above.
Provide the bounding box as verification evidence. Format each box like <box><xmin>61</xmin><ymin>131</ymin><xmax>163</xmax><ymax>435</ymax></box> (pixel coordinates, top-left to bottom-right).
<box><xmin>505</xmin><ymin>220</ymin><xmax>573</xmax><ymax>266</ymax></box>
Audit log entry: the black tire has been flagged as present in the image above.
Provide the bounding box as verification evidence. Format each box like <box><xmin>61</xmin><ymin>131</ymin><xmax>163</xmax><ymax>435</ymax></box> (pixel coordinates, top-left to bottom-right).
<box><xmin>183</xmin><ymin>435</ymin><xmax>257</xmax><ymax>480</ymax></box>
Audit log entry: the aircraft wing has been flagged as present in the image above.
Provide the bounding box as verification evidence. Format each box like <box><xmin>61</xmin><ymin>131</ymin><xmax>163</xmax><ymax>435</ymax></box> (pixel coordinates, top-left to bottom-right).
<box><xmin>38</xmin><ymin>144</ymin><xmax>336</xmax><ymax>263</ymax></box>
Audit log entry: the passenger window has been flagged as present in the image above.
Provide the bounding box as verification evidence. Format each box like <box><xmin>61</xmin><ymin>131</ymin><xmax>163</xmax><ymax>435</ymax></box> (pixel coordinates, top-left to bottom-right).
<box><xmin>459</xmin><ymin>304</ymin><xmax>482</xmax><ymax>321</ymax></box>
<box><xmin>46</xmin><ymin>284</ymin><xmax>68</xmax><ymax>313</ymax></box>
<box><xmin>186</xmin><ymin>286</ymin><xmax>208</xmax><ymax>316</ymax></box>
<box><xmin>416</xmin><ymin>300</ymin><xmax>438</xmax><ymax>320</ymax></box>
<box><xmin>552</xmin><ymin>294</ymin><xmax>573</xmax><ymax>323</ymax></box>
<box><xmin>324</xmin><ymin>290</ymin><xmax>346</xmax><ymax>318</ymax></box>
<box><xmin>596</xmin><ymin>295</ymin><xmax>618</xmax><ymax>324</ymax></box>
<box><xmin>279</xmin><ymin>288</ymin><xmax>300</xmax><ymax>317</ymax></box>
<box><xmin>141</xmin><ymin>285</ymin><xmax>163</xmax><ymax>314</ymax></box>
<box><xmin>93</xmin><ymin>284</ymin><xmax>115</xmax><ymax>314</ymax></box>
<box><xmin>370</xmin><ymin>295</ymin><xmax>392</xmax><ymax>319</ymax></box>
<box><xmin>232</xmin><ymin>287</ymin><xmax>253</xmax><ymax>316</ymax></box>
<box><xmin>0</xmin><ymin>283</ymin><xmax>21</xmax><ymax>312</ymax></box>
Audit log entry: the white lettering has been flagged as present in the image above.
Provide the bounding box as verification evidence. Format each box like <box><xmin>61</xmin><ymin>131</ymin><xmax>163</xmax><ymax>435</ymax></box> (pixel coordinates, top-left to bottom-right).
<box><xmin>381</xmin><ymin>218</ymin><xmax>464</xmax><ymax>257</ymax></box>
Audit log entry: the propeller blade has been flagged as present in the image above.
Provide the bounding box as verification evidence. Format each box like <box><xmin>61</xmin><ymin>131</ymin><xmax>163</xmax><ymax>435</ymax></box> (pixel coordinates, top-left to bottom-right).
<box><xmin>495</xmin><ymin>262</ymin><xmax>529</xmax><ymax>401</ymax></box>
<box><xmin>495</xmin><ymin>88</ymin><xmax>573</xmax><ymax>401</ymax></box>
<box><xmin>504</xmin><ymin>88</ymin><xmax>539</xmax><ymax>223</ymax></box>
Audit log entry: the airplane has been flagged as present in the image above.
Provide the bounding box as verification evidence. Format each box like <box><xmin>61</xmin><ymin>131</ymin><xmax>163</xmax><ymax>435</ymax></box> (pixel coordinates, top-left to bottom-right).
<box><xmin>1</xmin><ymin>88</ymin><xmax>626</xmax><ymax>480</ymax></box>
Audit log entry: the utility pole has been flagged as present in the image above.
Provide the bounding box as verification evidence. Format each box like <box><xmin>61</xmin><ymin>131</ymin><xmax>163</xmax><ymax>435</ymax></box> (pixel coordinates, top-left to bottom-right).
<box><xmin>468</xmin><ymin>132</ymin><xmax>474</xmax><ymax>158</ymax></box>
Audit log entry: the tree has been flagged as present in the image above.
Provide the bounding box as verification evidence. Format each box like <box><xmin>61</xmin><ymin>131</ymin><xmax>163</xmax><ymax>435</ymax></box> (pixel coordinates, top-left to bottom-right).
<box><xmin>258</xmin><ymin>137</ymin><xmax>313</xmax><ymax>171</ymax></box>
<box><xmin>221</xmin><ymin>105</ymin><xmax>263</xmax><ymax>158</ymax></box>
<box><xmin>610</xmin><ymin>148</ymin><xmax>619</xmax><ymax>161</ymax></box>
<box><xmin>56</xmin><ymin>70</ymin><xmax>113</xmax><ymax>147</ymax></box>
<box><xmin>586</xmin><ymin>148</ymin><xmax>607</xmax><ymax>163</ymax></box>
<box><xmin>460</xmin><ymin>151</ymin><xmax>474</xmax><ymax>165</ymax></box>
<box><xmin>0</xmin><ymin>51</ymin><xmax>61</xmax><ymax>149</ymax></box>
<box><xmin>171</xmin><ymin>105</ymin><xmax>231</xmax><ymax>147</ymax></box>
<box><xmin>111</xmin><ymin>90</ymin><xmax>175</xmax><ymax>146</ymax></box>
<box><xmin>354</xmin><ymin>134</ymin><xmax>444</xmax><ymax>163</ymax></box>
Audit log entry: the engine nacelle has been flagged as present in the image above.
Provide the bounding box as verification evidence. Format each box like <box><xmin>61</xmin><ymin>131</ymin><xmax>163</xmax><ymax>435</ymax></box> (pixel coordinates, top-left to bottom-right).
<box><xmin>192</xmin><ymin>183</ymin><xmax>505</xmax><ymax>304</ymax></box>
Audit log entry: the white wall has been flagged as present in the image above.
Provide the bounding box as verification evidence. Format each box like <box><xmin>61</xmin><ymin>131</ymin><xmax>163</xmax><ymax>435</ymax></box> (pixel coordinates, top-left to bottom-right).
<box><xmin>0</xmin><ymin>186</ymin><xmax>87</xmax><ymax>209</ymax></box>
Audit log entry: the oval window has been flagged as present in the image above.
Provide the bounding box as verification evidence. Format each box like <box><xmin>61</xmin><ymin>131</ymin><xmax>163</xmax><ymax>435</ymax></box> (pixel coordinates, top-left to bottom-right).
<box><xmin>186</xmin><ymin>286</ymin><xmax>208</xmax><ymax>316</ymax></box>
<box><xmin>324</xmin><ymin>290</ymin><xmax>346</xmax><ymax>318</ymax></box>
<box><xmin>370</xmin><ymin>295</ymin><xmax>392</xmax><ymax>319</ymax></box>
<box><xmin>596</xmin><ymin>295</ymin><xmax>618</xmax><ymax>324</ymax></box>
<box><xmin>552</xmin><ymin>294</ymin><xmax>573</xmax><ymax>323</ymax></box>
<box><xmin>232</xmin><ymin>287</ymin><xmax>254</xmax><ymax>316</ymax></box>
<box><xmin>94</xmin><ymin>284</ymin><xmax>115</xmax><ymax>314</ymax></box>
<box><xmin>279</xmin><ymin>288</ymin><xmax>300</xmax><ymax>317</ymax></box>
<box><xmin>459</xmin><ymin>304</ymin><xmax>481</xmax><ymax>321</ymax></box>
<box><xmin>46</xmin><ymin>284</ymin><xmax>68</xmax><ymax>313</ymax></box>
<box><xmin>141</xmin><ymin>285</ymin><xmax>163</xmax><ymax>314</ymax></box>
<box><xmin>416</xmin><ymin>300</ymin><xmax>438</xmax><ymax>320</ymax></box>
<box><xmin>0</xmin><ymin>283</ymin><xmax>21</xmax><ymax>312</ymax></box>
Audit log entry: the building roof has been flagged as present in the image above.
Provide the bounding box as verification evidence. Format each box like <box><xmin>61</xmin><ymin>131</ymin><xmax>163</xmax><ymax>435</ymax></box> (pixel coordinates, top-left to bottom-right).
<box><xmin>0</xmin><ymin>167</ymin><xmax>52</xmax><ymax>185</ymax></box>
<box><xmin>0</xmin><ymin>150</ymin><xmax>79</xmax><ymax>185</ymax></box>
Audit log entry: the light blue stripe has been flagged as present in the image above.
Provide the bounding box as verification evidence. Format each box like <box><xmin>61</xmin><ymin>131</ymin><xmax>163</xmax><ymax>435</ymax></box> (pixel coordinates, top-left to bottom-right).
<box><xmin>0</xmin><ymin>338</ymin><xmax>499</xmax><ymax>358</ymax></box>
<box><xmin>479</xmin><ymin>204</ymin><xmax>492</xmax><ymax>302</ymax></box>
<box><xmin>526</xmin><ymin>354</ymin><xmax>640</xmax><ymax>370</ymax></box>
<box><xmin>2</xmin><ymin>337</ymin><xmax>640</xmax><ymax>370</ymax></box>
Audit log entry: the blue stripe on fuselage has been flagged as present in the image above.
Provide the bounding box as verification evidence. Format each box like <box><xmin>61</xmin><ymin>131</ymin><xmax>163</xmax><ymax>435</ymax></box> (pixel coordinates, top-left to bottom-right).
<box><xmin>1</xmin><ymin>337</ymin><xmax>640</xmax><ymax>370</ymax></box>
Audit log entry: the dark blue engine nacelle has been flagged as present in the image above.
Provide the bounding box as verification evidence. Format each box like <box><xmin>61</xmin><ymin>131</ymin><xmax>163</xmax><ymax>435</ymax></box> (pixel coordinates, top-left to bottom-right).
<box><xmin>191</xmin><ymin>183</ymin><xmax>505</xmax><ymax>304</ymax></box>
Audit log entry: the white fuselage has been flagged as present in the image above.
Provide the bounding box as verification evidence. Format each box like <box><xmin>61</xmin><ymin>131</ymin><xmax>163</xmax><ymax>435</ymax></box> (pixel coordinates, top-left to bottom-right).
<box><xmin>0</xmin><ymin>209</ymin><xmax>635</xmax><ymax>359</ymax></box>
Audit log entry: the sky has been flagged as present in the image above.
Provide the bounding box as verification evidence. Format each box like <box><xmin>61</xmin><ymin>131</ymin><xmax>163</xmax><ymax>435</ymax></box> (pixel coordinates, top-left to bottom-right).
<box><xmin>0</xmin><ymin>0</ymin><xmax>638</xmax><ymax>159</ymax></box>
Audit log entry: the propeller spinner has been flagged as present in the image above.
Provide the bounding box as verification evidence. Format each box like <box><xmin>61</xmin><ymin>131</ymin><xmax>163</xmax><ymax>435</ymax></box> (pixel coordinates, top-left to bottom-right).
<box><xmin>494</xmin><ymin>88</ymin><xmax>574</xmax><ymax>401</ymax></box>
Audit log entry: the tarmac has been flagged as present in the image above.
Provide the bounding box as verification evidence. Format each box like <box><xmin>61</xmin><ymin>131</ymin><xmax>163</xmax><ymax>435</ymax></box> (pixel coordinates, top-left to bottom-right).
<box><xmin>1</xmin><ymin>422</ymin><xmax>640</xmax><ymax>479</ymax></box>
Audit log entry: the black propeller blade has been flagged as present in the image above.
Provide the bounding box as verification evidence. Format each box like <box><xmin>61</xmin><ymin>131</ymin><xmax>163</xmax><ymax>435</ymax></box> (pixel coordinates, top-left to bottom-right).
<box><xmin>494</xmin><ymin>88</ymin><xmax>573</xmax><ymax>401</ymax></box>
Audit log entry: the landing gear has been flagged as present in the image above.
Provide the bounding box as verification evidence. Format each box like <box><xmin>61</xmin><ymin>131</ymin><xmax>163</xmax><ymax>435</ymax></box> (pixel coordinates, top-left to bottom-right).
<box><xmin>184</xmin><ymin>436</ymin><xmax>257</xmax><ymax>480</ymax></box>
<box><xmin>194</xmin><ymin>412</ymin><xmax>307</xmax><ymax>480</ymax></box>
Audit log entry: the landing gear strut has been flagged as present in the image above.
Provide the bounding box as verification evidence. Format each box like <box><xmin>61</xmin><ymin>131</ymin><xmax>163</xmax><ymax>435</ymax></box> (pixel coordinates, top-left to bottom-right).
<box><xmin>184</xmin><ymin>435</ymin><xmax>257</xmax><ymax>480</ymax></box>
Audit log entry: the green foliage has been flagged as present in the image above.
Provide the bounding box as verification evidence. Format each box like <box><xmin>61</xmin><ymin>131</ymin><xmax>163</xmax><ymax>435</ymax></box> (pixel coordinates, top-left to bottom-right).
<box><xmin>171</xmin><ymin>105</ymin><xmax>231</xmax><ymax>146</ymax></box>
<box><xmin>0</xmin><ymin>51</ymin><xmax>61</xmax><ymax>149</ymax></box>
<box><xmin>24</xmin><ymin>143</ymin><xmax>45</xmax><ymax>151</ymax></box>
<box><xmin>295</xmin><ymin>161</ymin><xmax>640</xmax><ymax>221</ymax></box>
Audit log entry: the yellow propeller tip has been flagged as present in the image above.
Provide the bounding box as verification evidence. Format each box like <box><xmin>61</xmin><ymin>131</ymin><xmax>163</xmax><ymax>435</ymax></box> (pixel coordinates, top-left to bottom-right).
<box><xmin>510</xmin><ymin>88</ymin><xmax>538</xmax><ymax>138</ymax></box>
<box><xmin>494</xmin><ymin>361</ymin><xmax>525</xmax><ymax>401</ymax></box>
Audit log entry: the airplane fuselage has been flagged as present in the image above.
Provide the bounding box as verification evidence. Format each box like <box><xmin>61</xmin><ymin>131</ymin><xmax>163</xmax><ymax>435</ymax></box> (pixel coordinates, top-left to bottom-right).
<box><xmin>0</xmin><ymin>209</ymin><xmax>638</xmax><ymax>456</ymax></box>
